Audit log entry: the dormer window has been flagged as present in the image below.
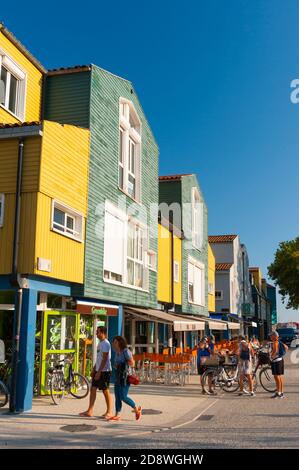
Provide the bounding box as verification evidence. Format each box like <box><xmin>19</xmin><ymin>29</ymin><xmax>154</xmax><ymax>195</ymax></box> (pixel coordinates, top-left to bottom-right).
<box><xmin>119</xmin><ymin>98</ymin><xmax>141</xmax><ymax>201</ymax></box>
<box><xmin>0</xmin><ymin>53</ymin><xmax>26</xmax><ymax>121</ymax></box>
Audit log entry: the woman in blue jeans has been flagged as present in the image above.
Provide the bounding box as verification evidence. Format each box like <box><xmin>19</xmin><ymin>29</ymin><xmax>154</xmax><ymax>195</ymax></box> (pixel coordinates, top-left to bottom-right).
<box><xmin>107</xmin><ymin>336</ymin><xmax>142</xmax><ymax>422</ymax></box>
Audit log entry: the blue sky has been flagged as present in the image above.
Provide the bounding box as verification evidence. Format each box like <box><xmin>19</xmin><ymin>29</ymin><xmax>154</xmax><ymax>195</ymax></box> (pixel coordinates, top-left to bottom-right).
<box><xmin>2</xmin><ymin>0</ymin><xmax>299</xmax><ymax>321</ymax></box>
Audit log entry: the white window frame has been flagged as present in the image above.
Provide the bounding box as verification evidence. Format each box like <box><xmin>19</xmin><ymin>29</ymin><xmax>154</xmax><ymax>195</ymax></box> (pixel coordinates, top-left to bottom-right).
<box><xmin>103</xmin><ymin>201</ymin><xmax>149</xmax><ymax>292</ymax></box>
<box><xmin>0</xmin><ymin>194</ymin><xmax>5</xmax><ymax>227</ymax></box>
<box><xmin>215</xmin><ymin>290</ymin><xmax>224</xmax><ymax>301</ymax></box>
<box><xmin>118</xmin><ymin>98</ymin><xmax>142</xmax><ymax>202</ymax></box>
<box><xmin>0</xmin><ymin>51</ymin><xmax>26</xmax><ymax>121</ymax></box>
<box><xmin>51</xmin><ymin>200</ymin><xmax>84</xmax><ymax>242</ymax></box>
<box><xmin>208</xmin><ymin>282</ymin><xmax>215</xmax><ymax>295</ymax></box>
<box><xmin>127</xmin><ymin>219</ymin><xmax>148</xmax><ymax>290</ymax></box>
<box><xmin>188</xmin><ymin>257</ymin><xmax>205</xmax><ymax>306</ymax></box>
<box><xmin>148</xmin><ymin>251</ymin><xmax>157</xmax><ymax>272</ymax></box>
<box><xmin>191</xmin><ymin>187</ymin><xmax>203</xmax><ymax>251</ymax></box>
<box><xmin>174</xmin><ymin>261</ymin><xmax>180</xmax><ymax>283</ymax></box>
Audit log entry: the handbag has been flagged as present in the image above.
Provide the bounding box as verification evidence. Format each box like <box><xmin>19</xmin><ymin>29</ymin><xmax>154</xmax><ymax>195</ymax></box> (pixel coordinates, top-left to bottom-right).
<box><xmin>127</xmin><ymin>372</ymin><xmax>140</xmax><ymax>385</ymax></box>
<box><xmin>120</xmin><ymin>349</ymin><xmax>140</xmax><ymax>385</ymax></box>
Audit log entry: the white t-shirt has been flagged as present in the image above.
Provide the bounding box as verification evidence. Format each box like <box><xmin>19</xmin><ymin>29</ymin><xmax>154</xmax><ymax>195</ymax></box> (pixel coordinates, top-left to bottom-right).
<box><xmin>95</xmin><ymin>339</ymin><xmax>112</xmax><ymax>372</ymax></box>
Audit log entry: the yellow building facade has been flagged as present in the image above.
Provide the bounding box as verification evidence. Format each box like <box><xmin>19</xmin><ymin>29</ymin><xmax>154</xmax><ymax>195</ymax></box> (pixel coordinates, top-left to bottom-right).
<box><xmin>0</xmin><ymin>25</ymin><xmax>90</xmax><ymax>284</ymax></box>
<box><xmin>208</xmin><ymin>243</ymin><xmax>216</xmax><ymax>312</ymax></box>
<box><xmin>0</xmin><ymin>24</ymin><xmax>44</xmax><ymax>124</ymax></box>
<box><xmin>158</xmin><ymin>220</ymin><xmax>182</xmax><ymax>306</ymax></box>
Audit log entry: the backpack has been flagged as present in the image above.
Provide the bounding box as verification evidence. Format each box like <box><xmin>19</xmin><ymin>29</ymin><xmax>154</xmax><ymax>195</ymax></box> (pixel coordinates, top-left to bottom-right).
<box><xmin>278</xmin><ymin>341</ymin><xmax>286</xmax><ymax>357</ymax></box>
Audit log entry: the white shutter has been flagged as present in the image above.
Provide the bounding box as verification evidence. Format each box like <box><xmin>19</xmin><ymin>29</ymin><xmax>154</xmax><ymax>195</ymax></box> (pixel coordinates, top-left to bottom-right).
<box><xmin>198</xmin><ymin>202</ymin><xmax>203</xmax><ymax>250</ymax></box>
<box><xmin>194</xmin><ymin>265</ymin><xmax>202</xmax><ymax>305</ymax></box>
<box><xmin>104</xmin><ymin>211</ymin><xmax>125</xmax><ymax>276</ymax></box>
<box><xmin>188</xmin><ymin>262</ymin><xmax>194</xmax><ymax>283</ymax></box>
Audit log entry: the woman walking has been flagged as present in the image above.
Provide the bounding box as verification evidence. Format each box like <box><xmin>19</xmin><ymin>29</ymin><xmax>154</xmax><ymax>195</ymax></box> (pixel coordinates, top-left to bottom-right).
<box><xmin>107</xmin><ymin>336</ymin><xmax>142</xmax><ymax>422</ymax></box>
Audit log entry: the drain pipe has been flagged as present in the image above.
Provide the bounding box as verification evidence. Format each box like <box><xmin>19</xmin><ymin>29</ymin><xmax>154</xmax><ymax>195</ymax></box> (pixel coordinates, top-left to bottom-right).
<box><xmin>9</xmin><ymin>138</ymin><xmax>25</xmax><ymax>413</ymax></box>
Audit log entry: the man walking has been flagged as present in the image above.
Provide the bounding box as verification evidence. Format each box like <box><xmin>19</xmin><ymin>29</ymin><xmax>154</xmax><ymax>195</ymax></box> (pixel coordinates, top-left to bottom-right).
<box><xmin>80</xmin><ymin>326</ymin><xmax>112</xmax><ymax>418</ymax></box>
<box><xmin>269</xmin><ymin>330</ymin><xmax>288</xmax><ymax>399</ymax></box>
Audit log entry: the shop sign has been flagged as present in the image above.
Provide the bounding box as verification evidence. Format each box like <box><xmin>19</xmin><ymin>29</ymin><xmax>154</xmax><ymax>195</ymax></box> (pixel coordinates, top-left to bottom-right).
<box><xmin>76</xmin><ymin>302</ymin><xmax>119</xmax><ymax>317</ymax></box>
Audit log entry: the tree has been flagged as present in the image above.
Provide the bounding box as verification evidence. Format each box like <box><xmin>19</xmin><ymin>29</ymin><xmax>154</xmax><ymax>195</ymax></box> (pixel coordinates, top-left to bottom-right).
<box><xmin>268</xmin><ymin>237</ymin><xmax>299</xmax><ymax>309</ymax></box>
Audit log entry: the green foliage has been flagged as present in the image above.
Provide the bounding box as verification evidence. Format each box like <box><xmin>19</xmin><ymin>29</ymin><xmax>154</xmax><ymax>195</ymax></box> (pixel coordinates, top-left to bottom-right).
<box><xmin>268</xmin><ymin>237</ymin><xmax>299</xmax><ymax>309</ymax></box>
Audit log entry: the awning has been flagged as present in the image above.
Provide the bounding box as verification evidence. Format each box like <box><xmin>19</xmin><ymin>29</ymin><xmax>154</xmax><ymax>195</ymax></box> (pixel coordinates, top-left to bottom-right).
<box><xmin>125</xmin><ymin>307</ymin><xmax>205</xmax><ymax>331</ymax></box>
<box><xmin>208</xmin><ymin>320</ymin><xmax>227</xmax><ymax>331</ymax></box>
<box><xmin>175</xmin><ymin>314</ymin><xmax>228</xmax><ymax>331</ymax></box>
<box><xmin>227</xmin><ymin>322</ymin><xmax>240</xmax><ymax>330</ymax></box>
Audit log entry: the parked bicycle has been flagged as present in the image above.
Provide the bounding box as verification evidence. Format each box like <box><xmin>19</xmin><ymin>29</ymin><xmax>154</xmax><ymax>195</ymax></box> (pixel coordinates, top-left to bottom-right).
<box><xmin>0</xmin><ymin>360</ymin><xmax>12</xmax><ymax>408</ymax></box>
<box><xmin>47</xmin><ymin>356</ymin><xmax>90</xmax><ymax>405</ymax></box>
<box><xmin>201</xmin><ymin>353</ymin><xmax>257</xmax><ymax>394</ymax></box>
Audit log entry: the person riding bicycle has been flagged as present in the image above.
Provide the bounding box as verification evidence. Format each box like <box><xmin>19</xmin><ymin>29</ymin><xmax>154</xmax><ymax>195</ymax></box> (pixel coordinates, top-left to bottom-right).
<box><xmin>238</xmin><ymin>336</ymin><xmax>255</xmax><ymax>397</ymax></box>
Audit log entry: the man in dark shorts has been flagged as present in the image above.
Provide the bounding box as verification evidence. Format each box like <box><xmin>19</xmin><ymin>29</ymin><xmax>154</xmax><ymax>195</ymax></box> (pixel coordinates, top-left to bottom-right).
<box><xmin>80</xmin><ymin>326</ymin><xmax>112</xmax><ymax>418</ymax></box>
<box><xmin>269</xmin><ymin>330</ymin><xmax>288</xmax><ymax>399</ymax></box>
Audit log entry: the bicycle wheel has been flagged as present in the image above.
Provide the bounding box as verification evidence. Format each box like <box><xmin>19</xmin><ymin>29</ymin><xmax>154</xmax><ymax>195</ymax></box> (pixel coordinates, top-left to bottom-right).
<box><xmin>69</xmin><ymin>373</ymin><xmax>90</xmax><ymax>399</ymax></box>
<box><xmin>259</xmin><ymin>366</ymin><xmax>276</xmax><ymax>393</ymax></box>
<box><xmin>201</xmin><ymin>368</ymin><xmax>218</xmax><ymax>394</ymax></box>
<box><xmin>0</xmin><ymin>381</ymin><xmax>9</xmax><ymax>408</ymax></box>
<box><xmin>221</xmin><ymin>368</ymin><xmax>239</xmax><ymax>393</ymax></box>
<box><xmin>50</xmin><ymin>371</ymin><xmax>65</xmax><ymax>405</ymax></box>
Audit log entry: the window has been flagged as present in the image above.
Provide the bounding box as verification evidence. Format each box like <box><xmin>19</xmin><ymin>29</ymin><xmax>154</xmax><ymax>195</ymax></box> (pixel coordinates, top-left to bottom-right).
<box><xmin>208</xmin><ymin>282</ymin><xmax>215</xmax><ymax>295</ymax></box>
<box><xmin>0</xmin><ymin>194</ymin><xmax>4</xmax><ymax>227</ymax></box>
<box><xmin>127</xmin><ymin>222</ymin><xmax>148</xmax><ymax>289</ymax></box>
<box><xmin>191</xmin><ymin>187</ymin><xmax>203</xmax><ymax>250</ymax></box>
<box><xmin>174</xmin><ymin>261</ymin><xmax>180</xmax><ymax>283</ymax></box>
<box><xmin>215</xmin><ymin>290</ymin><xmax>223</xmax><ymax>300</ymax></box>
<box><xmin>119</xmin><ymin>98</ymin><xmax>141</xmax><ymax>201</ymax></box>
<box><xmin>103</xmin><ymin>206</ymin><xmax>126</xmax><ymax>284</ymax></box>
<box><xmin>52</xmin><ymin>201</ymin><xmax>84</xmax><ymax>242</ymax></box>
<box><xmin>188</xmin><ymin>258</ymin><xmax>205</xmax><ymax>306</ymax></box>
<box><xmin>103</xmin><ymin>201</ymin><xmax>149</xmax><ymax>291</ymax></box>
<box><xmin>148</xmin><ymin>251</ymin><xmax>157</xmax><ymax>271</ymax></box>
<box><xmin>0</xmin><ymin>53</ymin><xmax>26</xmax><ymax>120</ymax></box>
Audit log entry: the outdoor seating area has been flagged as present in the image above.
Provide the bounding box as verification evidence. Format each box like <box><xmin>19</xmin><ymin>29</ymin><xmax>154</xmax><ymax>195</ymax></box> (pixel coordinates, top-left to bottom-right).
<box><xmin>133</xmin><ymin>351</ymin><xmax>197</xmax><ymax>386</ymax></box>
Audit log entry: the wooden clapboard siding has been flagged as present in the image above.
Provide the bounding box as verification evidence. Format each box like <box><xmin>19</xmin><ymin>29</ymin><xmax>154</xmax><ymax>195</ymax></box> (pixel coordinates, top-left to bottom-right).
<box><xmin>34</xmin><ymin>192</ymin><xmax>85</xmax><ymax>283</ymax></box>
<box><xmin>0</xmin><ymin>137</ymin><xmax>41</xmax><ymax>193</ymax></box>
<box><xmin>0</xmin><ymin>192</ymin><xmax>37</xmax><ymax>274</ymax></box>
<box><xmin>39</xmin><ymin>120</ymin><xmax>90</xmax><ymax>214</ymax></box>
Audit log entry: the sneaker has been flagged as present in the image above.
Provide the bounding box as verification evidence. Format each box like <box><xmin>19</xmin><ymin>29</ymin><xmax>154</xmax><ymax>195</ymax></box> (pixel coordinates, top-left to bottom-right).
<box><xmin>243</xmin><ymin>390</ymin><xmax>250</xmax><ymax>395</ymax></box>
<box><xmin>135</xmin><ymin>406</ymin><xmax>142</xmax><ymax>421</ymax></box>
<box><xmin>238</xmin><ymin>391</ymin><xmax>244</xmax><ymax>396</ymax></box>
<box><xmin>249</xmin><ymin>392</ymin><xmax>256</xmax><ymax>397</ymax></box>
<box><xmin>271</xmin><ymin>392</ymin><xmax>278</xmax><ymax>398</ymax></box>
<box><xmin>208</xmin><ymin>390</ymin><xmax>217</xmax><ymax>396</ymax></box>
<box><xmin>278</xmin><ymin>393</ymin><xmax>285</xmax><ymax>399</ymax></box>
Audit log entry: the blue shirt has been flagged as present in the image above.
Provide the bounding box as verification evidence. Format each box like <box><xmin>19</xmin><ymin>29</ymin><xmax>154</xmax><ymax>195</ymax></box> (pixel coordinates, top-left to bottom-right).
<box><xmin>197</xmin><ymin>343</ymin><xmax>214</xmax><ymax>365</ymax></box>
<box><xmin>114</xmin><ymin>348</ymin><xmax>132</xmax><ymax>366</ymax></box>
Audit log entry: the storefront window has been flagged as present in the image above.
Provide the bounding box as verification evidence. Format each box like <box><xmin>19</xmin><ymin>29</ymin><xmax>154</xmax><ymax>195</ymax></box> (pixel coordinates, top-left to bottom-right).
<box><xmin>46</xmin><ymin>315</ymin><xmax>76</xmax><ymax>351</ymax></box>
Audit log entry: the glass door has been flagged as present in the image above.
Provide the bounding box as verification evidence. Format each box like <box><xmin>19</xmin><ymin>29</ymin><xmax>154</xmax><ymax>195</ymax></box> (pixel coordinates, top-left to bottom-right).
<box><xmin>40</xmin><ymin>311</ymin><xmax>79</xmax><ymax>395</ymax></box>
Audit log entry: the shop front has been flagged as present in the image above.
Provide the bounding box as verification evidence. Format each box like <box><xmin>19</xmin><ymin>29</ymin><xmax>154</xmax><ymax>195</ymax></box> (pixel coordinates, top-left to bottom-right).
<box><xmin>124</xmin><ymin>307</ymin><xmax>205</xmax><ymax>354</ymax></box>
<box><xmin>39</xmin><ymin>299</ymin><xmax>120</xmax><ymax>395</ymax></box>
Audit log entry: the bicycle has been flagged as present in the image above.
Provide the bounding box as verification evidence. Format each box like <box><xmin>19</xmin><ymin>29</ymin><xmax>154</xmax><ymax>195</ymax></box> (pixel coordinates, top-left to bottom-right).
<box><xmin>47</xmin><ymin>356</ymin><xmax>90</xmax><ymax>405</ymax></box>
<box><xmin>0</xmin><ymin>360</ymin><xmax>12</xmax><ymax>408</ymax></box>
<box><xmin>251</xmin><ymin>347</ymin><xmax>276</xmax><ymax>393</ymax></box>
<box><xmin>201</xmin><ymin>354</ymin><xmax>257</xmax><ymax>394</ymax></box>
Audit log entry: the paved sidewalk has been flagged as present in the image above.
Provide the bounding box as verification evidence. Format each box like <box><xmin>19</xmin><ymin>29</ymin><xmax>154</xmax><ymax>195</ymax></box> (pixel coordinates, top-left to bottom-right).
<box><xmin>0</xmin><ymin>375</ymin><xmax>209</xmax><ymax>448</ymax></box>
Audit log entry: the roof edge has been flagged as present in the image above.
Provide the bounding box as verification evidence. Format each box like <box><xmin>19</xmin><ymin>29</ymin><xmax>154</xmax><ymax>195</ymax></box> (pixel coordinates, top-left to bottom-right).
<box><xmin>0</xmin><ymin>22</ymin><xmax>47</xmax><ymax>74</ymax></box>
